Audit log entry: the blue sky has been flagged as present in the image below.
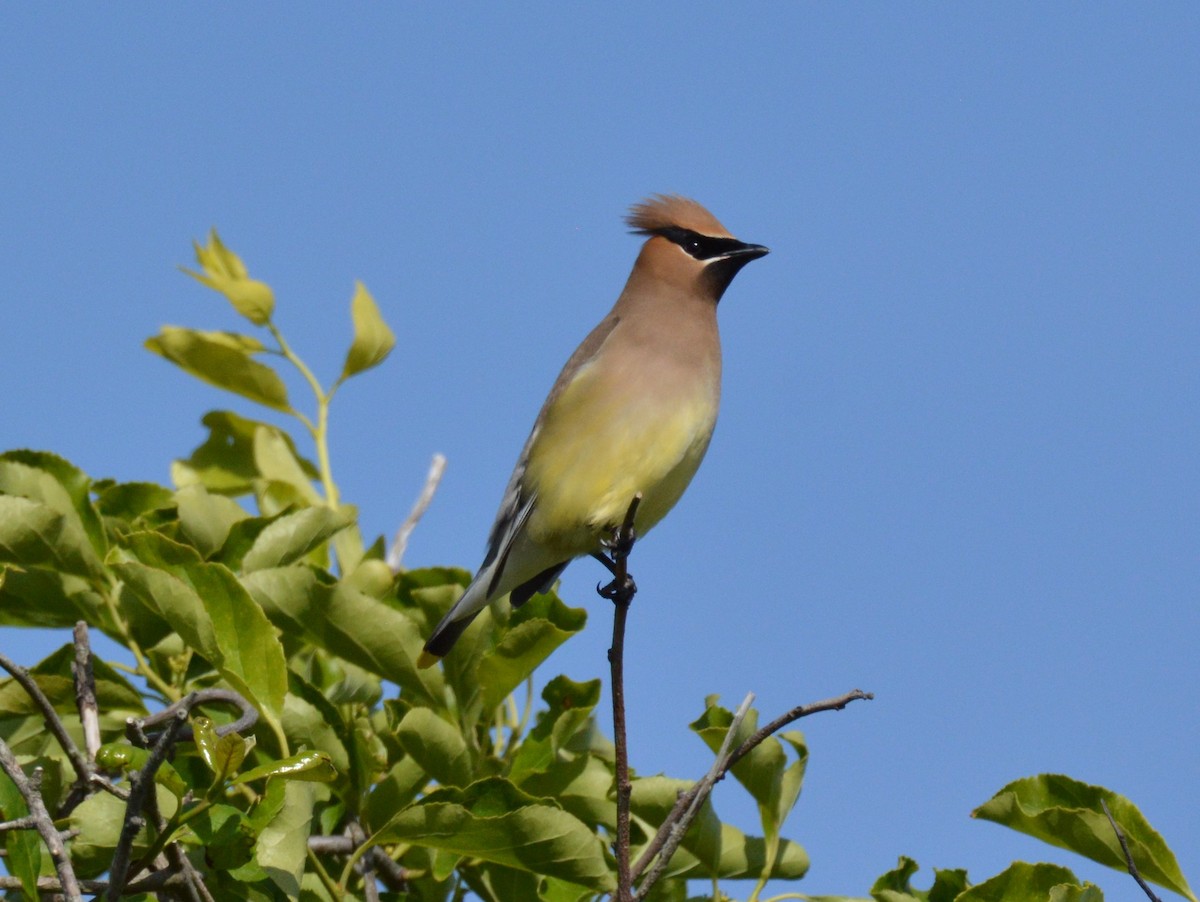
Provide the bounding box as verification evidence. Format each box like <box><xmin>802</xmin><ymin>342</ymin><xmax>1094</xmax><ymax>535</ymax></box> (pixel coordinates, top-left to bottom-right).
<box><xmin>2</xmin><ymin>5</ymin><xmax>1197</xmax><ymax>898</ymax></box>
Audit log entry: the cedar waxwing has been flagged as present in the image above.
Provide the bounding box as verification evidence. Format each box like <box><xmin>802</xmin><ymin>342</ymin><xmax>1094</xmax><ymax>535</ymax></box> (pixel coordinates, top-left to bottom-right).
<box><xmin>418</xmin><ymin>195</ymin><xmax>768</xmax><ymax>667</ymax></box>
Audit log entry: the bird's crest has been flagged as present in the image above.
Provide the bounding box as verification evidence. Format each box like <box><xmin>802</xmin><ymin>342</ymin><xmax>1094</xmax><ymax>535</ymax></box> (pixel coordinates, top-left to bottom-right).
<box><xmin>626</xmin><ymin>195</ymin><xmax>731</xmax><ymax>238</ymax></box>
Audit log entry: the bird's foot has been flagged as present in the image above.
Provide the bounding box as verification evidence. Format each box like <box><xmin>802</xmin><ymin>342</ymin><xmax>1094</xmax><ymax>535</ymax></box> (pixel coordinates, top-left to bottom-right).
<box><xmin>597</xmin><ymin>573</ymin><xmax>637</xmax><ymax>602</ymax></box>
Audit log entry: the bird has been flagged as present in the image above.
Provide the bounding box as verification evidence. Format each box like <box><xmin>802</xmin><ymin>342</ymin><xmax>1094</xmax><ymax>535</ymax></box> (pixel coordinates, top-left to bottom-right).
<box><xmin>418</xmin><ymin>195</ymin><xmax>768</xmax><ymax>668</ymax></box>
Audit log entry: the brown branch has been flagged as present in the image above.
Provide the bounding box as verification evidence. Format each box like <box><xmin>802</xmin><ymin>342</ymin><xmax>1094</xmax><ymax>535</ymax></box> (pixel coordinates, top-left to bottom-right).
<box><xmin>594</xmin><ymin>493</ymin><xmax>641</xmax><ymax>902</ymax></box>
<box><xmin>388</xmin><ymin>452</ymin><xmax>447</xmax><ymax>571</ymax></box>
<box><xmin>631</xmin><ymin>687</ymin><xmax>873</xmax><ymax>897</ymax></box>
<box><xmin>0</xmin><ymin>746</ymin><xmax>82</xmax><ymax>900</ymax></box>
<box><xmin>1101</xmin><ymin>799</ymin><xmax>1163</xmax><ymax>902</ymax></box>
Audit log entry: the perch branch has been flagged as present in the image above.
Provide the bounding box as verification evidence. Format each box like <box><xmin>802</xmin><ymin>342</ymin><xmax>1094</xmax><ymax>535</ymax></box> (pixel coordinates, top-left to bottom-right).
<box><xmin>596</xmin><ymin>493</ymin><xmax>641</xmax><ymax>902</ymax></box>
<box><xmin>1101</xmin><ymin>799</ymin><xmax>1162</xmax><ymax>902</ymax></box>
<box><xmin>388</xmin><ymin>452</ymin><xmax>447</xmax><ymax>570</ymax></box>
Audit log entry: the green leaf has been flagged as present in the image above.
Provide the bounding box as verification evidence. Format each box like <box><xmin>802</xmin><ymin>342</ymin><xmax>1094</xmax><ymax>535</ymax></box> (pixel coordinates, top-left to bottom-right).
<box><xmin>256</xmin><ymin>779</ymin><xmax>316</xmax><ymax>899</ymax></box>
<box><xmin>973</xmin><ymin>774</ymin><xmax>1196</xmax><ymax>902</ymax></box>
<box><xmin>253</xmin><ymin>424</ymin><xmax>323</xmax><ymax>506</ymax></box>
<box><xmin>0</xmin><ymin>771</ymin><xmax>42</xmax><ymax>898</ymax></box>
<box><xmin>509</xmin><ymin>676</ymin><xmax>602</xmax><ymax>784</ymax></box>
<box><xmin>0</xmin><ymin>450</ymin><xmax>106</xmax><ymax>558</ymax></box>
<box><xmin>397</xmin><ymin>707</ymin><xmax>473</xmax><ymax>788</ymax></box>
<box><xmin>0</xmin><ymin>494</ymin><xmax>104</xmax><ymax>577</ymax></box>
<box><xmin>185</xmin><ymin>803</ymin><xmax>258</xmax><ymax>870</ymax></box>
<box><xmin>955</xmin><ymin>862</ymin><xmax>1084</xmax><ymax>902</ymax></box>
<box><xmin>114</xmin><ymin>557</ymin><xmax>288</xmax><ymax>722</ymax></box>
<box><xmin>630</xmin><ymin>776</ymin><xmax>723</xmax><ymax>877</ymax></box>
<box><xmin>370</xmin><ymin>777</ymin><xmax>614</xmax><ymax>892</ymax></box>
<box><xmin>183</xmin><ymin>229</ymin><xmax>276</xmax><ymax>325</ymax></box>
<box><xmin>340</xmin><ymin>280</ymin><xmax>396</xmax><ymax>379</ymax></box>
<box><xmin>0</xmin><ymin>643</ymin><xmax>146</xmax><ymax>720</ymax></box>
<box><xmin>241</xmin><ymin>505</ymin><xmax>352</xmax><ymax>572</ymax></box>
<box><xmin>242</xmin><ymin>565</ymin><xmax>444</xmax><ymax>704</ymax></box>
<box><xmin>689</xmin><ymin>697</ymin><xmax>808</xmax><ymax>872</ymax></box>
<box><xmin>175</xmin><ymin>483</ymin><xmax>251</xmax><ymax>558</ymax></box>
<box><xmin>233</xmin><ymin>750</ymin><xmax>337</xmax><ymax>785</ymax></box>
<box><xmin>0</xmin><ymin>567</ymin><xmax>105</xmax><ymax>628</ymax></box>
<box><xmin>477</xmin><ymin>594</ymin><xmax>588</xmax><ymax>711</ymax></box>
<box><xmin>96</xmin><ymin>480</ymin><xmax>175</xmax><ymax>521</ymax></box>
<box><xmin>194</xmin><ymin>715</ymin><xmax>250</xmax><ymax>781</ymax></box>
<box><xmin>146</xmin><ymin>326</ymin><xmax>291</xmax><ymax>412</ymax></box>
<box><xmin>68</xmin><ymin>784</ymin><xmax>178</xmax><ymax>878</ymax></box>
<box><xmin>172</xmin><ymin>411</ymin><xmax>317</xmax><ymax>497</ymax></box>
<box><xmin>871</xmin><ymin>857</ymin><xmax>970</xmax><ymax>902</ymax></box>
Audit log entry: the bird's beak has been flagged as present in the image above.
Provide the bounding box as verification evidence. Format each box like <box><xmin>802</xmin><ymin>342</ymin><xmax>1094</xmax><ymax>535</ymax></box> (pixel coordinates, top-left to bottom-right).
<box><xmin>718</xmin><ymin>241</ymin><xmax>770</xmax><ymax>262</ymax></box>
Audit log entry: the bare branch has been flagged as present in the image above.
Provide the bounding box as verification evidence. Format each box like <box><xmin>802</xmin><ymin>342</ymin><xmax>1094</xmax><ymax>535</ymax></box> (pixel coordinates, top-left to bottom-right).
<box><xmin>388</xmin><ymin>452</ymin><xmax>447</xmax><ymax>571</ymax></box>
<box><xmin>632</xmin><ymin>687</ymin><xmax>873</xmax><ymax>896</ymax></box>
<box><xmin>0</xmin><ymin>746</ymin><xmax>82</xmax><ymax>900</ymax></box>
<box><xmin>0</xmin><ymin>647</ymin><xmax>93</xmax><ymax>793</ymax></box>
<box><xmin>72</xmin><ymin>622</ymin><xmax>101</xmax><ymax>761</ymax></box>
<box><xmin>1101</xmin><ymin>799</ymin><xmax>1163</xmax><ymax>902</ymax></box>
<box><xmin>137</xmin><ymin>688</ymin><xmax>259</xmax><ymax>741</ymax></box>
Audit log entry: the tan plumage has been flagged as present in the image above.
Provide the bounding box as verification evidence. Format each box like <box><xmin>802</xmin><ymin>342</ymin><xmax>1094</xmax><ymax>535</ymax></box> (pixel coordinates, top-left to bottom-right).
<box><xmin>418</xmin><ymin>195</ymin><xmax>767</xmax><ymax>667</ymax></box>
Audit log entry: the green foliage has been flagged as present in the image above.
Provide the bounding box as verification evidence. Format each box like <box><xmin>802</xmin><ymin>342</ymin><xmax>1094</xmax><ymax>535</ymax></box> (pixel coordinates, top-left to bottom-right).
<box><xmin>0</xmin><ymin>234</ymin><xmax>1192</xmax><ymax>901</ymax></box>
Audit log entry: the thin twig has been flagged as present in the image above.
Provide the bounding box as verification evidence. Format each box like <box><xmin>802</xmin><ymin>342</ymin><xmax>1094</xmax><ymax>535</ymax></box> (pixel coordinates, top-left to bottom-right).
<box><xmin>633</xmin><ymin>694</ymin><xmax>755</xmax><ymax>898</ymax></box>
<box><xmin>107</xmin><ymin>708</ymin><xmax>188</xmax><ymax>901</ymax></box>
<box><xmin>1101</xmin><ymin>799</ymin><xmax>1162</xmax><ymax>902</ymax></box>
<box><xmin>0</xmin><ymin>868</ymin><xmax>188</xmax><ymax>893</ymax></box>
<box><xmin>72</xmin><ymin>622</ymin><xmax>102</xmax><ymax>761</ymax></box>
<box><xmin>0</xmin><ymin>648</ymin><xmax>93</xmax><ymax>793</ymax></box>
<box><xmin>309</xmin><ymin>833</ymin><xmax>410</xmax><ymax>891</ymax></box>
<box><xmin>388</xmin><ymin>452</ymin><xmax>447</xmax><ymax>571</ymax></box>
<box><xmin>0</xmin><ymin>746</ymin><xmax>82</xmax><ymax>901</ymax></box>
<box><xmin>137</xmin><ymin>688</ymin><xmax>258</xmax><ymax>741</ymax></box>
<box><xmin>631</xmin><ymin>688</ymin><xmax>873</xmax><ymax>896</ymax></box>
<box><xmin>598</xmin><ymin>493</ymin><xmax>641</xmax><ymax>902</ymax></box>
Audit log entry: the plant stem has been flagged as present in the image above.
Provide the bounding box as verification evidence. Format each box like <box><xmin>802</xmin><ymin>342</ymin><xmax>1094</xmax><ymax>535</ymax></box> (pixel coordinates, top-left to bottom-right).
<box><xmin>269</xmin><ymin>323</ymin><xmax>340</xmax><ymax>508</ymax></box>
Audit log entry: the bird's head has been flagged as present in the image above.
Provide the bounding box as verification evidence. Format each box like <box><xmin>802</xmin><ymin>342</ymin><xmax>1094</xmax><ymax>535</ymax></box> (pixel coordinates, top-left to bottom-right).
<box><xmin>626</xmin><ymin>195</ymin><xmax>769</xmax><ymax>300</ymax></box>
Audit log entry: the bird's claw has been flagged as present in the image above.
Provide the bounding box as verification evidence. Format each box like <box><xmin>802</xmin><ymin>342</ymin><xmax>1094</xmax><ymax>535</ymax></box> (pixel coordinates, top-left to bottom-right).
<box><xmin>597</xmin><ymin>574</ymin><xmax>636</xmax><ymax>601</ymax></box>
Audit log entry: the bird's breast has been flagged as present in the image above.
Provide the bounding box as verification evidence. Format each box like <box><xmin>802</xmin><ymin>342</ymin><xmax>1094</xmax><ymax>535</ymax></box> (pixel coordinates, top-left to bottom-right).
<box><xmin>523</xmin><ymin>352</ymin><xmax>719</xmax><ymax>555</ymax></box>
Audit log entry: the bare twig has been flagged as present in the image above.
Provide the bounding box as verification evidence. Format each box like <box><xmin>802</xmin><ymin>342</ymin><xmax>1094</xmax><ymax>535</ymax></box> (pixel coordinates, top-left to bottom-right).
<box><xmin>0</xmin><ymin>746</ymin><xmax>83</xmax><ymax>901</ymax></box>
<box><xmin>388</xmin><ymin>452</ymin><xmax>447</xmax><ymax>571</ymax></box>
<box><xmin>595</xmin><ymin>493</ymin><xmax>642</xmax><ymax>902</ymax></box>
<box><xmin>1101</xmin><ymin>799</ymin><xmax>1163</xmax><ymax>902</ymax></box>
<box><xmin>72</xmin><ymin>622</ymin><xmax>102</xmax><ymax>762</ymax></box>
<box><xmin>107</xmin><ymin>708</ymin><xmax>188</xmax><ymax>901</ymax></box>
<box><xmin>631</xmin><ymin>687</ymin><xmax>873</xmax><ymax>896</ymax></box>
<box><xmin>136</xmin><ymin>688</ymin><xmax>258</xmax><ymax>741</ymax></box>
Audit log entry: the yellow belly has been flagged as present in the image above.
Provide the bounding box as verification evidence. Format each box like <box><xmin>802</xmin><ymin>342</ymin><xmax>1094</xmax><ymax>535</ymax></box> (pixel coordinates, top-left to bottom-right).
<box><xmin>523</xmin><ymin>362</ymin><xmax>717</xmax><ymax>556</ymax></box>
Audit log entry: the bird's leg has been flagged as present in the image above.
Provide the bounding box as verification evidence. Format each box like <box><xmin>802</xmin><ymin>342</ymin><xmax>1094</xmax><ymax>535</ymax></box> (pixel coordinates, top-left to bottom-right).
<box><xmin>594</xmin><ymin>494</ymin><xmax>641</xmax><ymax>603</ymax></box>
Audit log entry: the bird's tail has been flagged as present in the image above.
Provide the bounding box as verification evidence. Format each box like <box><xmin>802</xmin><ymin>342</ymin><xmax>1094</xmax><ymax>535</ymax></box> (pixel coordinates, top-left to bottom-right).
<box><xmin>417</xmin><ymin>611</ymin><xmax>481</xmax><ymax>668</ymax></box>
